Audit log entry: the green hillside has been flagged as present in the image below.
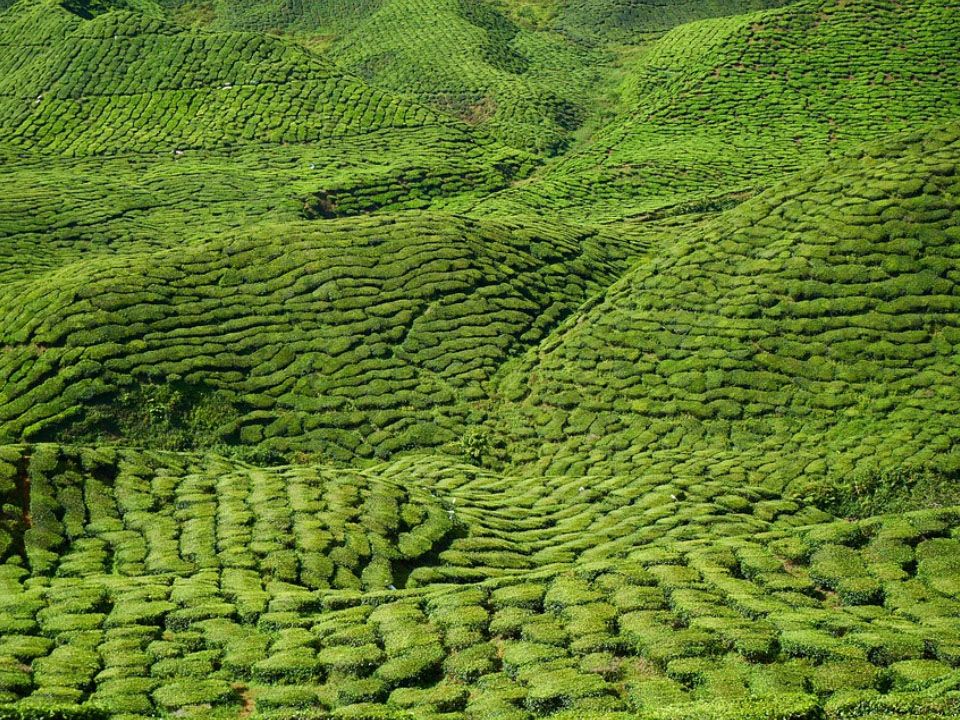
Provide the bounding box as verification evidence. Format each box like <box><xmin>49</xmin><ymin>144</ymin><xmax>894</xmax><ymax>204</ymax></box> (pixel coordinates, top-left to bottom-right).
<box><xmin>0</xmin><ymin>0</ymin><xmax>438</xmax><ymax>154</ymax></box>
<box><xmin>137</xmin><ymin>0</ymin><xmax>602</xmax><ymax>154</ymax></box>
<box><xmin>0</xmin><ymin>0</ymin><xmax>958</xmax><ymax>718</ymax></box>
<box><xmin>493</xmin><ymin>124</ymin><xmax>960</xmax><ymax>490</ymax></box>
<box><xmin>477</xmin><ymin>0</ymin><xmax>960</xmax><ymax>219</ymax></box>
<box><xmin>323</xmin><ymin>0</ymin><xmax>601</xmax><ymax>154</ymax></box>
<box><xmin>550</xmin><ymin>0</ymin><xmax>792</xmax><ymax>40</ymax></box>
<box><xmin>0</xmin><ymin>0</ymin><xmax>536</xmax><ymax>280</ymax></box>
<box><xmin>0</xmin><ymin>214</ymin><xmax>637</xmax><ymax>461</ymax></box>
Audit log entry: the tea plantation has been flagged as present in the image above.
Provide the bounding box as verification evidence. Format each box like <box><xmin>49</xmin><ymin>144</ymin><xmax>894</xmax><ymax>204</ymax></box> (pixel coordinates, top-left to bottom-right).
<box><xmin>0</xmin><ymin>0</ymin><xmax>959</xmax><ymax>718</ymax></box>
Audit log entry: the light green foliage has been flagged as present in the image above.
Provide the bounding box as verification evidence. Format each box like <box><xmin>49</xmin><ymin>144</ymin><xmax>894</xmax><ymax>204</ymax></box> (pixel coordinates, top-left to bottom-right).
<box><xmin>0</xmin><ymin>0</ymin><xmax>958</xmax><ymax>718</ymax></box>
<box><xmin>2</xmin><ymin>444</ymin><xmax>957</xmax><ymax>716</ymax></box>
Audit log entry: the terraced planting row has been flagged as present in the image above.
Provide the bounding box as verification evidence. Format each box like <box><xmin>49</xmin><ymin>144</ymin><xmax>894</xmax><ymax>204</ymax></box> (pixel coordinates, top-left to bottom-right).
<box><xmin>0</xmin><ymin>446</ymin><xmax>958</xmax><ymax>718</ymax></box>
<box><xmin>0</xmin><ymin>128</ymin><xmax>533</xmax><ymax>285</ymax></box>
<box><xmin>193</xmin><ymin>0</ymin><xmax>385</xmax><ymax>35</ymax></box>
<box><xmin>0</xmin><ymin>0</ymin><xmax>504</xmax><ymax>157</ymax></box>
<box><xmin>493</xmin><ymin>124</ymin><xmax>960</xmax><ymax>486</ymax></box>
<box><xmin>478</xmin><ymin>0</ymin><xmax>960</xmax><ymax>220</ymax></box>
<box><xmin>0</xmin><ymin>213</ymin><xmax>639</xmax><ymax>462</ymax></box>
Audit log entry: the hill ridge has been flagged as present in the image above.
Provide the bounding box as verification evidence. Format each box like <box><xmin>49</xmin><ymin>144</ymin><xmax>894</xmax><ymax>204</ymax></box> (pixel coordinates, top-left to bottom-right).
<box><xmin>0</xmin><ymin>0</ymin><xmax>959</xmax><ymax>718</ymax></box>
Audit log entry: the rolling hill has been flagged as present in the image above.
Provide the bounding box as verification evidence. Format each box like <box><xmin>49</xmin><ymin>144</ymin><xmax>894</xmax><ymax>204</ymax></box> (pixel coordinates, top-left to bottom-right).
<box><xmin>0</xmin><ymin>213</ymin><xmax>638</xmax><ymax>461</ymax></box>
<box><xmin>493</xmin><ymin>124</ymin><xmax>960</xmax><ymax>491</ymax></box>
<box><xmin>476</xmin><ymin>0</ymin><xmax>960</xmax><ymax>220</ymax></box>
<box><xmin>0</xmin><ymin>0</ymin><xmax>958</xmax><ymax>718</ymax></box>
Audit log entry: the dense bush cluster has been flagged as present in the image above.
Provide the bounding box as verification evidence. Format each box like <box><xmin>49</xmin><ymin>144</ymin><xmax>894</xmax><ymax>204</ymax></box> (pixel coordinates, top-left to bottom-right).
<box><xmin>495</xmin><ymin>126</ymin><xmax>960</xmax><ymax>490</ymax></box>
<box><xmin>0</xmin><ymin>445</ymin><xmax>958</xmax><ymax>717</ymax></box>
<box><xmin>0</xmin><ymin>0</ymin><xmax>958</xmax><ymax>718</ymax></box>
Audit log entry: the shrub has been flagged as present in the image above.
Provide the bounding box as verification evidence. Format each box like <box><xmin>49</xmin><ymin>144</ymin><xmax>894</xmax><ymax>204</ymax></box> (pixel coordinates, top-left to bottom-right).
<box><xmin>888</xmin><ymin>659</ymin><xmax>954</xmax><ymax>690</ymax></box>
<box><xmin>779</xmin><ymin>630</ymin><xmax>860</xmax><ymax>662</ymax></box>
<box><xmin>152</xmin><ymin>679</ymin><xmax>235</xmax><ymax>708</ymax></box>
<box><xmin>388</xmin><ymin>681</ymin><xmax>469</xmax><ymax>712</ymax></box>
<box><xmin>612</xmin><ymin>587</ymin><xmax>667</xmax><ymax>612</ymax></box>
<box><xmin>375</xmin><ymin>643</ymin><xmax>445</xmax><ymax>686</ymax></box>
<box><xmin>633</xmin><ymin>693</ymin><xmax>820</xmax><ymax>719</ymax></box>
<box><xmin>318</xmin><ymin>645</ymin><xmax>384</xmax><ymax>677</ymax></box>
<box><xmin>544</xmin><ymin>576</ymin><xmax>602</xmax><ymax>611</ymax></box>
<box><xmin>330</xmin><ymin>678</ymin><xmax>388</xmax><ymax>707</ymax></box>
<box><xmin>521</xmin><ymin>619</ymin><xmax>568</xmax><ymax>647</ymax></box>
<box><xmin>491</xmin><ymin>584</ymin><xmax>544</xmax><ymax>611</ymax></box>
<box><xmin>0</xmin><ymin>706</ymin><xmax>110</xmax><ymax>719</ymax></box>
<box><xmin>500</xmin><ymin>642</ymin><xmax>567</xmax><ymax>678</ymax></box>
<box><xmin>811</xmin><ymin>466</ymin><xmax>960</xmax><ymax>518</ymax></box>
<box><xmin>443</xmin><ymin>644</ymin><xmax>498</xmax><ymax>682</ymax></box>
<box><xmin>255</xmin><ymin>685</ymin><xmax>323</xmax><ymax>709</ymax></box>
<box><xmin>809</xmin><ymin>545</ymin><xmax>883</xmax><ymax>605</ymax></box>
<box><xmin>845</xmin><ymin>630</ymin><xmax>926</xmax><ymax>665</ymax></box>
<box><xmin>808</xmin><ymin>659</ymin><xmax>879</xmax><ymax>694</ymax></box>
<box><xmin>252</xmin><ymin>649</ymin><xmax>321</xmax><ymax>683</ymax></box>
<box><xmin>490</xmin><ymin>608</ymin><xmax>537</xmax><ymax>638</ymax></box>
<box><xmin>151</xmin><ymin>650</ymin><xmax>218</xmax><ymax>678</ymax></box>
<box><xmin>525</xmin><ymin>668</ymin><xmax>612</xmax><ymax>714</ymax></box>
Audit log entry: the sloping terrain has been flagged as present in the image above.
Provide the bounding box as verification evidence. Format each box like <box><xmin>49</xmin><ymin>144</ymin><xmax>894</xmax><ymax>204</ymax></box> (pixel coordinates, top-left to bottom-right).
<box><xmin>550</xmin><ymin>0</ymin><xmax>792</xmax><ymax>40</ymax></box>
<box><xmin>0</xmin><ymin>214</ymin><xmax>637</xmax><ymax>461</ymax></box>
<box><xmin>0</xmin><ymin>0</ymin><xmax>535</xmax><ymax>278</ymax></box>
<box><xmin>492</xmin><ymin>124</ymin><xmax>960</xmax><ymax>490</ymax></box>
<box><xmin>477</xmin><ymin>0</ymin><xmax>960</xmax><ymax>220</ymax></box>
<box><xmin>323</xmin><ymin>0</ymin><xmax>600</xmax><ymax>154</ymax></box>
<box><xmin>146</xmin><ymin>0</ymin><xmax>603</xmax><ymax>154</ymax></box>
<box><xmin>0</xmin><ymin>135</ymin><xmax>531</xmax><ymax>283</ymax></box>
<box><xmin>0</xmin><ymin>1</ymin><xmax>436</xmax><ymax>154</ymax></box>
<box><xmin>0</xmin><ymin>0</ymin><xmax>958</xmax><ymax>718</ymax></box>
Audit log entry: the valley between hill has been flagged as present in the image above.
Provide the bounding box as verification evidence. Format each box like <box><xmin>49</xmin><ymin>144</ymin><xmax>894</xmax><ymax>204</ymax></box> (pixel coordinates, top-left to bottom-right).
<box><xmin>0</xmin><ymin>0</ymin><xmax>959</xmax><ymax>718</ymax></box>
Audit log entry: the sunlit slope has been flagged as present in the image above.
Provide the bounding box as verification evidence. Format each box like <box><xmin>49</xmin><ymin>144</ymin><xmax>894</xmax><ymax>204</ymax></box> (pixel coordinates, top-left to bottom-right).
<box><xmin>477</xmin><ymin>0</ymin><xmax>960</xmax><ymax>220</ymax></box>
<box><xmin>0</xmin><ymin>444</ymin><xmax>958</xmax><ymax>718</ymax></box>
<box><xmin>552</xmin><ymin>0</ymin><xmax>791</xmax><ymax>40</ymax></box>
<box><xmin>0</xmin><ymin>131</ymin><xmax>531</xmax><ymax>286</ymax></box>
<box><xmin>160</xmin><ymin>0</ymin><xmax>384</xmax><ymax>34</ymax></box>
<box><xmin>325</xmin><ymin>0</ymin><xmax>601</xmax><ymax>154</ymax></box>
<box><xmin>0</xmin><ymin>214</ymin><xmax>638</xmax><ymax>462</ymax></box>
<box><xmin>0</xmin><ymin>0</ymin><xmax>456</xmax><ymax>155</ymax></box>
<box><xmin>134</xmin><ymin>0</ymin><xmax>604</xmax><ymax>155</ymax></box>
<box><xmin>141</xmin><ymin>0</ymin><xmax>802</xmax><ymax>158</ymax></box>
<box><xmin>0</xmin><ymin>0</ymin><xmax>535</xmax><ymax>288</ymax></box>
<box><xmin>493</xmin><ymin>125</ymin><xmax>960</xmax><ymax>487</ymax></box>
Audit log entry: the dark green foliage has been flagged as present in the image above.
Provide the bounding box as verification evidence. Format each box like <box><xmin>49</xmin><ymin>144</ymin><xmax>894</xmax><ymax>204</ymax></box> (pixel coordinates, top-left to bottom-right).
<box><xmin>812</xmin><ymin>465</ymin><xmax>960</xmax><ymax>518</ymax></box>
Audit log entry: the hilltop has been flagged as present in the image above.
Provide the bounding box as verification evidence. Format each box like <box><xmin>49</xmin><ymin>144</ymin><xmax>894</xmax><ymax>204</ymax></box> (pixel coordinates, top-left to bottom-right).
<box><xmin>475</xmin><ymin>0</ymin><xmax>960</xmax><ymax>219</ymax></box>
<box><xmin>0</xmin><ymin>0</ymin><xmax>958</xmax><ymax>719</ymax></box>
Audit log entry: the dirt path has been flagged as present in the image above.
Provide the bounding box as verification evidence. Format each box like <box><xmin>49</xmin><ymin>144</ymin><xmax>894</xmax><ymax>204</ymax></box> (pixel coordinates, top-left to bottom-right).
<box><xmin>234</xmin><ymin>684</ymin><xmax>255</xmax><ymax>719</ymax></box>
